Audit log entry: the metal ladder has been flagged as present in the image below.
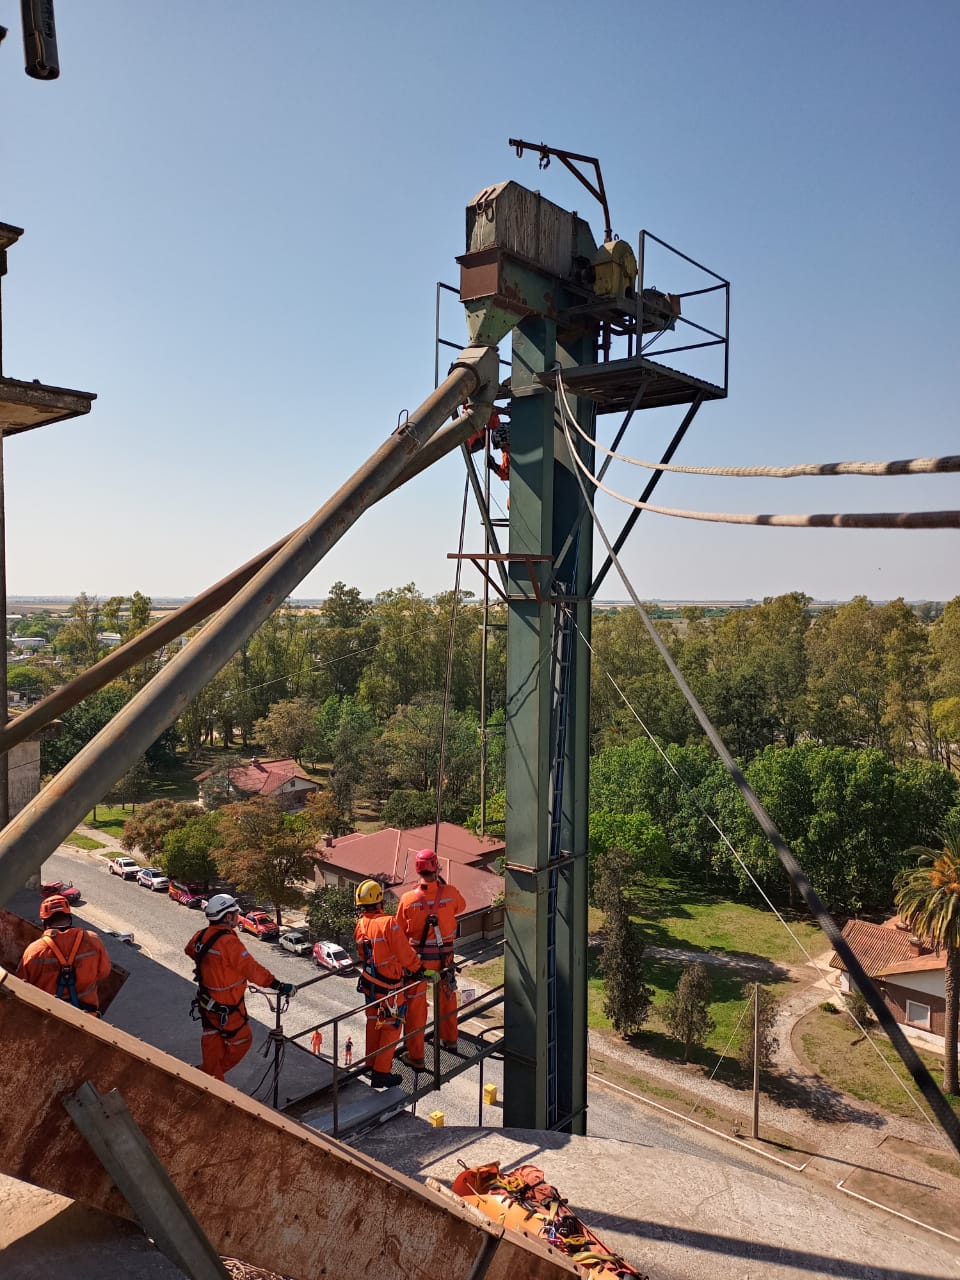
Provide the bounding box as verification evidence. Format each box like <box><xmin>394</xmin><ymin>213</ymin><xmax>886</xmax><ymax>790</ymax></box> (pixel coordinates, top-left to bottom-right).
<box><xmin>545</xmin><ymin>582</ymin><xmax>577</xmax><ymax>1127</ymax></box>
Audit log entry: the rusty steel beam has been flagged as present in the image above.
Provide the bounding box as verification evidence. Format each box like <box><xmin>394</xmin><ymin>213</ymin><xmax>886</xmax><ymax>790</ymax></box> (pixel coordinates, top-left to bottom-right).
<box><xmin>0</xmin><ymin>405</ymin><xmax>491</xmax><ymax>758</ymax></box>
<box><xmin>0</xmin><ymin>347</ymin><xmax>502</xmax><ymax>907</ymax></box>
<box><xmin>0</xmin><ymin>972</ymin><xmax>579</xmax><ymax>1280</ymax></box>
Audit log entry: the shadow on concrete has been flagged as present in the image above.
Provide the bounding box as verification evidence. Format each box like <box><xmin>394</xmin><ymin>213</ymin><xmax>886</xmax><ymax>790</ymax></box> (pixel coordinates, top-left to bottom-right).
<box><xmin>567</xmin><ymin>1208</ymin><xmax>943</xmax><ymax>1280</ymax></box>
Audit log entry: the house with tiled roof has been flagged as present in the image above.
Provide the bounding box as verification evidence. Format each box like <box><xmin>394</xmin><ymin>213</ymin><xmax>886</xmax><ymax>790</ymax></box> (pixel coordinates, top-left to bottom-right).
<box><xmin>311</xmin><ymin>822</ymin><xmax>505</xmax><ymax>941</ymax></box>
<box><xmin>830</xmin><ymin>916</ymin><xmax>947</xmax><ymax>1047</ymax></box>
<box><xmin>193</xmin><ymin>757</ymin><xmax>319</xmax><ymax>812</ymax></box>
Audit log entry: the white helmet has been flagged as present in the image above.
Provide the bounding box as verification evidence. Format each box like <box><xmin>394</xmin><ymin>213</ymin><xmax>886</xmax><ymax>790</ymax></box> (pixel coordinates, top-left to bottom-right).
<box><xmin>204</xmin><ymin>893</ymin><xmax>240</xmax><ymax>922</ymax></box>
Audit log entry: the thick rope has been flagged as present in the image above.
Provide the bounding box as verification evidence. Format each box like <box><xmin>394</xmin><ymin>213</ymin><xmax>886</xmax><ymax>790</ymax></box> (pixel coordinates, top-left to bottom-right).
<box><xmin>557</xmin><ymin>374</ymin><xmax>960</xmax><ymax>1157</ymax></box>
<box><xmin>558</xmin><ymin>378</ymin><xmax>960</xmax><ymax>527</ymax></box>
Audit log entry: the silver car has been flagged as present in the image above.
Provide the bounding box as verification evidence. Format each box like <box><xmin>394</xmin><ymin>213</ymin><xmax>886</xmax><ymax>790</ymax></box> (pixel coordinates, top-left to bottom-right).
<box><xmin>279</xmin><ymin>929</ymin><xmax>312</xmax><ymax>956</ymax></box>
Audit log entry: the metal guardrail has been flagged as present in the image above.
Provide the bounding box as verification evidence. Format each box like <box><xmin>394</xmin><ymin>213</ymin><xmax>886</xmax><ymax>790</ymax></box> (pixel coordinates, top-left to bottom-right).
<box><xmin>287</xmin><ymin>980</ymin><xmax>505</xmax><ymax>1138</ymax></box>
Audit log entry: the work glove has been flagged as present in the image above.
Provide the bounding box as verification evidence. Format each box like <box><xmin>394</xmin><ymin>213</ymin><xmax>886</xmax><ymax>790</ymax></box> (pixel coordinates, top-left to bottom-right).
<box><xmin>422</xmin><ymin>969</ymin><xmax>440</xmax><ymax>986</ymax></box>
<box><xmin>272</xmin><ymin>981</ymin><xmax>297</xmax><ymax>997</ymax></box>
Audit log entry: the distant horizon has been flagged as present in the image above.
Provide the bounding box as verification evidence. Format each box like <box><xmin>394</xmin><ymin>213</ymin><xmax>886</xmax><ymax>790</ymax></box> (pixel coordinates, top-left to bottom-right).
<box><xmin>6</xmin><ymin>592</ymin><xmax>951</xmax><ymax>609</ymax></box>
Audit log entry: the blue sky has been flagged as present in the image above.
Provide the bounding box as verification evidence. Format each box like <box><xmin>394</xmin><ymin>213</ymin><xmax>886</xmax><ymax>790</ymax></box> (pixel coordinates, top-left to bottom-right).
<box><xmin>2</xmin><ymin>2</ymin><xmax>957</xmax><ymax>602</ymax></box>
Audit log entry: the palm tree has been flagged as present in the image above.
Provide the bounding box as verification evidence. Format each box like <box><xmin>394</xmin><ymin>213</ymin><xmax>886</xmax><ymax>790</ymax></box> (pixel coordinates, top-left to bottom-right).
<box><xmin>894</xmin><ymin>818</ymin><xmax>960</xmax><ymax>1096</ymax></box>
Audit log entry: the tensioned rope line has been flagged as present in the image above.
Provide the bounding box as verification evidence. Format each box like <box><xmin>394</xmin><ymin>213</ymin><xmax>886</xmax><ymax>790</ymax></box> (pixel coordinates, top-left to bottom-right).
<box><xmin>556</xmin><ymin>400</ymin><xmax>960</xmax><ymax>478</ymax></box>
<box><xmin>558</xmin><ymin>386</ymin><xmax>960</xmax><ymax>528</ymax></box>
<box><xmin>572</xmin><ymin>443</ymin><xmax>960</xmax><ymax>480</ymax></box>
<box><xmin>556</xmin><ymin>372</ymin><xmax>960</xmax><ymax>1157</ymax></box>
<box><xmin>433</xmin><ymin>473</ymin><xmax>471</xmax><ymax>850</ymax></box>
<box><xmin>578</xmin><ymin>622</ymin><xmax>941</xmax><ymax>1137</ymax></box>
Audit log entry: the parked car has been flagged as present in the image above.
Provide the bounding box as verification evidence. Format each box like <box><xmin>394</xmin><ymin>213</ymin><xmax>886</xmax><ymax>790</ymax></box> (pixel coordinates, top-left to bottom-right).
<box><xmin>169</xmin><ymin>880</ymin><xmax>204</xmax><ymax>908</ymax></box>
<box><xmin>108</xmin><ymin>856</ymin><xmax>139</xmax><ymax>880</ymax></box>
<box><xmin>239</xmin><ymin>910</ymin><xmax>279</xmax><ymax>941</ymax></box>
<box><xmin>312</xmin><ymin>940</ymin><xmax>354</xmax><ymax>973</ymax></box>
<box><xmin>279</xmin><ymin>929</ymin><xmax>312</xmax><ymax>956</ymax></box>
<box><xmin>39</xmin><ymin>879</ymin><xmax>82</xmax><ymax>905</ymax></box>
<box><xmin>137</xmin><ymin>867</ymin><xmax>169</xmax><ymax>891</ymax></box>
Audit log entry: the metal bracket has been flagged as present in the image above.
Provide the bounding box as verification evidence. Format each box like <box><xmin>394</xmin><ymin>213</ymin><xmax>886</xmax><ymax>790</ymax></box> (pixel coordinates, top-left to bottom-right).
<box><xmin>62</xmin><ymin>1081</ymin><xmax>230</xmax><ymax>1280</ymax></box>
<box><xmin>447</xmin><ymin>552</ymin><xmax>553</xmax><ymax>605</ymax></box>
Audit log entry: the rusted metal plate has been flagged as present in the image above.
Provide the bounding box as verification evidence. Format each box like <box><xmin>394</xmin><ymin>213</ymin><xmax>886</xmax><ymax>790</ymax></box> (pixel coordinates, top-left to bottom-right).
<box><xmin>0</xmin><ymin>911</ymin><xmax>127</xmax><ymax>1011</ymax></box>
<box><xmin>0</xmin><ymin>972</ymin><xmax>579</xmax><ymax>1280</ymax></box>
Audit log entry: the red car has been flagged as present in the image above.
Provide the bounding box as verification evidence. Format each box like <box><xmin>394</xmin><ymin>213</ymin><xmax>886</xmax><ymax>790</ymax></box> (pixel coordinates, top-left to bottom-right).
<box><xmin>40</xmin><ymin>879</ymin><xmax>82</xmax><ymax>905</ymax></box>
<box><xmin>169</xmin><ymin>880</ymin><xmax>204</xmax><ymax>909</ymax></box>
<box><xmin>239</xmin><ymin>910</ymin><xmax>279</xmax><ymax>941</ymax></box>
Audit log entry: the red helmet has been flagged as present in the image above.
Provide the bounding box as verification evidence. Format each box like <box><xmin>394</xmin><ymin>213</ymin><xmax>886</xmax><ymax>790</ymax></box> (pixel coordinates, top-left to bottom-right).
<box><xmin>415</xmin><ymin>849</ymin><xmax>439</xmax><ymax>874</ymax></box>
<box><xmin>39</xmin><ymin>894</ymin><xmax>72</xmax><ymax>921</ymax></box>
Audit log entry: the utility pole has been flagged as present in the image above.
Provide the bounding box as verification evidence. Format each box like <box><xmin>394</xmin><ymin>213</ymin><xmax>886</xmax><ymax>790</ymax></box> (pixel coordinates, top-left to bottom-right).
<box><xmin>751</xmin><ymin>983</ymin><xmax>760</xmax><ymax>1140</ymax></box>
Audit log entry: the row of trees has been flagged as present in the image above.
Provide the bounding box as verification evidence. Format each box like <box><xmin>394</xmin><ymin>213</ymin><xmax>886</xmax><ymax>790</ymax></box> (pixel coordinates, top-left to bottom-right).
<box><xmin>592</xmin><ymin>593</ymin><xmax>960</xmax><ymax>766</ymax></box>
<box><xmin>121</xmin><ymin>795</ymin><xmax>321</xmax><ymax>927</ymax></box>
<box><xmin>584</xmin><ymin>738</ymin><xmax>958</xmax><ymax>915</ymax></box>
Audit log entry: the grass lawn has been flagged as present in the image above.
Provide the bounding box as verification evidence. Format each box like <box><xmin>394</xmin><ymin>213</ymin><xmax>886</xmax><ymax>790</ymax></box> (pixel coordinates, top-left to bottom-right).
<box><xmin>797</xmin><ymin>1006</ymin><xmax>960</xmax><ymax>1124</ymax></box>
<box><xmin>630</xmin><ymin>877</ymin><xmax>823</xmax><ymax>967</ymax></box>
<box><xmin>466</xmin><ymin>881</ymin><xmax>809</xmax><ymax>1066</ymax></box>
<box><xmin>64</xmin><ymin>832</ymin><xmax>104</xmax><ymax>851</ymax></box>
<box><xmin>84</xmin><ymin>806</ymin><xmax>130</xmax><ymax>840</ymax></box>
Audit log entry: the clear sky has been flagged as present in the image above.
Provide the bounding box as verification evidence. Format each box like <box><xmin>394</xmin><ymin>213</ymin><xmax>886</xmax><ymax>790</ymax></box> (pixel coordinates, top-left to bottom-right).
<box><xmin>2</xmin><ymin>2</ymin><xmax>957</xmax><ymax>603</ymax></box>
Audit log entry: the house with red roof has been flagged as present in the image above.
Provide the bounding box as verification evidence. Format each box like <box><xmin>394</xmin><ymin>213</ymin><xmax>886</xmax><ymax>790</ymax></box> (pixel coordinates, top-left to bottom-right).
<box><xmin>311</xmin><ymin>822</ymin><xmax>505</xmax><ymax>941</ymax></box>
<box><xmin>830</xmin><ymin>916</ymin><xmax>948</xmax><ymax>1048</ymax></box>
<box><xmin>193</xmin><ymin>757</ymin><xmax>319</xmax><ymax>812</ymax></box>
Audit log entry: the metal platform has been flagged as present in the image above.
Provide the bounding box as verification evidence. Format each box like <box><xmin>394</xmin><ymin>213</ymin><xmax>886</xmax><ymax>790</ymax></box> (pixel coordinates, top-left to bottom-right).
<box><xmin>0</xmin><ymin>376</ymin><xmax>96</xmax><ymax>435</ymax></box>
<box><xmin>540</xmin><ymin>354</ymin><xmax>726</xmax><ymax>414</ymax></box>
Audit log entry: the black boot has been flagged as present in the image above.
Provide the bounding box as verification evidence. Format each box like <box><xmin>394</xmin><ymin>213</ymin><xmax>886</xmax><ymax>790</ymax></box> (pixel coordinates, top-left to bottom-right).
<box><xmin>369</xmin><ymin>1070</ymin><xmax>402</xmax><ymax>1088</ymax></box>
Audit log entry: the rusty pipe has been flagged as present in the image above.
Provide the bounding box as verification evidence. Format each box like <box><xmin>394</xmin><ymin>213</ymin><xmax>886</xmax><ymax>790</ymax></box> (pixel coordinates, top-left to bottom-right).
<box><xmin>0</xmin><ymin>346</ymin><xmax>501</xmax><ymax>906</ymax></box>
<box><xmin>0</xmin><ymin>405</ymin><xmax>492</xmax><ymax>757</ymax></box>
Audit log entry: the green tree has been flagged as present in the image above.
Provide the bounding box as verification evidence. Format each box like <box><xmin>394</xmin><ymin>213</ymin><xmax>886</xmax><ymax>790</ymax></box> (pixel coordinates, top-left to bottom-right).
<box><xmin>662</xmin><ymin>961</ymin><xmax>715</xmax><ymax>1060</ymax></box>
<box><xmin>588</xmin><ymin>810</ymin><xmax>668</xmax><ymax>906</ymax></box>
<box><xmin>737</xmin><ymin>983</ymin><xmax>779</xmax><ymax>1074</ymax></box>
<box><xmin>381</xmin><ymin>788</ymin><xmax>439</xmax><ymax>829</ymax></box>
<box><xmin>254</xmin><ymin>697</ymin><xmax>317</xmax><ymax>763</ymax></box>
<box><xmin>41</xmin><ymin>684</ymin><xmax>131</xmax><ymax>774</ymax></box>
<box><xmin>301</xmin><ymin>788</ymin><xmax>353</xmax><ymax>838</ymax></box>
<box><xmin>162</xmin><ymin>811</ymin><xmax>223</xmax><ymax>888</ymax></box>
<box><xmin>597</xmin><ymin>848</ymin><xmax>653</xmax><ymax>1037</ymax></box>
<box><xmin>108</xmin><ymin>756</ymin><xmax>151</xmax><ymax>810</ymax></box>
<box><xmin>121</xmin><ymin>799</ymin><xmax>196</xmax><ymax>858</ymax></box>
<box><xmin>895</xmin><ymin>819</ymin><xmax>960</xmax><ymax>1095</ymax></box>
<box><xmin>53</xmin><ymin>592</ymin><xmax>104</xmax><ymax>668</ymax></box>
<box><xmin>304</xmin><ymin>885</ymin><xmax>357</xmax><ymax>946</ymax></box>
<box><xmin>216</xmin><ymin>796</ymin><xmax>315</xmax><ymax>927</ymax></box>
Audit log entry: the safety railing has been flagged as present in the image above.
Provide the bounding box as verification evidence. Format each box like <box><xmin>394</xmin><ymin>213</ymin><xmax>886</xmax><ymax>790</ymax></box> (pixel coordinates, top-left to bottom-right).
<box><xmin>288</xmin><ymin>977</ymin><xmax>505</xmax><ymax>1139</ymax></box>
<box><xmin>635</xmin><ymin>229</ymin><xmax>730</xmax><ymax>393</ymax></box>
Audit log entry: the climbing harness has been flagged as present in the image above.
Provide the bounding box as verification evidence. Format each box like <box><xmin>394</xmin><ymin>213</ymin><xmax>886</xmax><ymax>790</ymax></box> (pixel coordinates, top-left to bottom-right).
<box><xmin>190</xmin><ymin>927</ymin><xmax>247</xmax><ymax>1038</ymax></box>
<box><xmin>42</xmin><ymin>930</ymin><xmax>90</xmax><ymax>1011</ymax></box>
<box><xmin>451</xmin><ymin>1162</ymin><xmax>647</xmax><ymax>1278</ymax></box>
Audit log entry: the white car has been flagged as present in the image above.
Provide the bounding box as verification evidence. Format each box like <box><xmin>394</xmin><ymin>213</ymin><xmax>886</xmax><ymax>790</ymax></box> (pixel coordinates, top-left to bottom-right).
<box><xmin>109</xmin><ymin>856</ymin><xmax>139</xmax><ymax>880</ymax></box>
<box><xmin>313</xmin><ymin>940</ymin><xmax>354</xmax><ymax>973</ymax></box>
<box><xmin>137</xmin><ymin>867</ymin><xmax>169</xmax><ymax>891</ymax></box>
<box><xmin>279</xmin><ymin>929</ymin><xmax>312</xmax><ymax>956</ymax></box>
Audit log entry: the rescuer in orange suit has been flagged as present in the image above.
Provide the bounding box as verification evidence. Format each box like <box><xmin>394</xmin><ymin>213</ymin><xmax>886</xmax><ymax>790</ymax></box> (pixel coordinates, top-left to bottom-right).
<box><xmin>354</xmin><ymin>878</ymin><xmax>431</xmax><ymax>1087</ymax></box>
<box><xmin>185</xmin><ymin>894</ymin><xmax>296</xmax><ymax>1082</ymax></box>
<box><xmin>397</xmin><ymin>850</ymin><xmax>466</xmax><ymax>1070</ymax></box>
<box><xmin>17</xmin><ymin>894</ymin><xmax>112</xmax><ymax>1014</ymax></box>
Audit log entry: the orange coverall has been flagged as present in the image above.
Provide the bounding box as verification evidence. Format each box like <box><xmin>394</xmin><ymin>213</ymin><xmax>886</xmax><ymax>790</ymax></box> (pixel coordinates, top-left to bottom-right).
<box><xmin>354</xmin><ymin>909</ymin><xmax>420</xmax><ymax>1074</ymax></box>
<box><xmin>397</xmin><ymin>877</ymin><xmax>466</xmax><ymax>1058</ymax></box>
<box><xmin>17</xmin><ymin>927</ymin><xmax>111</xmax><ymax>1013</ymax></box>
<box><xmin>185</xmin><ymin>924</ymin><xmax>277</xmax><ymax>1081</ymax></box>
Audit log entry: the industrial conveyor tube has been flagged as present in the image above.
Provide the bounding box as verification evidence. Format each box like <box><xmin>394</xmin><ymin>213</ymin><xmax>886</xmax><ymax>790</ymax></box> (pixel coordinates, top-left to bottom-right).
<box><xmin>0</xmin><ymin>404</ymin><xmax>490</xmax><ymax>758</ymax></box>
<box><xmin>0</xmin><ymin>346</ymin><xmax>500</xmax><ymax>906</ymax></box>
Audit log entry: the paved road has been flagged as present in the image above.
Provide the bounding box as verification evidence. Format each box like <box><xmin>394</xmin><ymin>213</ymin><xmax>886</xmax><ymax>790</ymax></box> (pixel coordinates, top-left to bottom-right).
<box><xmin>27</xmin><ymin>848</ymin><xmax>756</xmax><ymax>1166</ymax></box>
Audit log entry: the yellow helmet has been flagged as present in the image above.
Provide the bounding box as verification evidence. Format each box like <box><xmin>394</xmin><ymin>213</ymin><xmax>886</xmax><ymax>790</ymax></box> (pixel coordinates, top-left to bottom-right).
<box><xmin>355</xmin><ymin>878</ymin><xmax>384</xmax><ymax>908</ymax></box>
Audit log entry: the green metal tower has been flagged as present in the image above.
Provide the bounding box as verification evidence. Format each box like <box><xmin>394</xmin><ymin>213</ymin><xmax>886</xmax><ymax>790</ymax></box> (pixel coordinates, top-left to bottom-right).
<box><xmin>457</xmin><ymin>167</ymin><xmax>729</xmax><ymax>1131</ymax></box>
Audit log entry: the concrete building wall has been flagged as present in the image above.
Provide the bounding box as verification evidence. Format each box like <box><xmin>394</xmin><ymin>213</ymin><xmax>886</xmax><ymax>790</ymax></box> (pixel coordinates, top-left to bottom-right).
<box><xmin>8</xmin><ymin>740</ymin><xmax>40</xmax><ymax>819</ymax></box>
